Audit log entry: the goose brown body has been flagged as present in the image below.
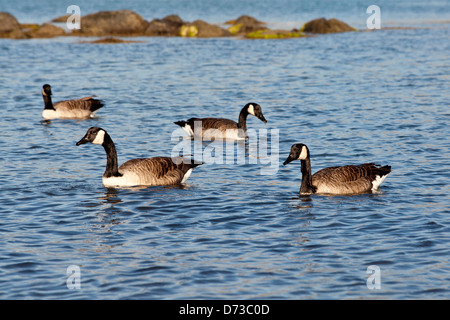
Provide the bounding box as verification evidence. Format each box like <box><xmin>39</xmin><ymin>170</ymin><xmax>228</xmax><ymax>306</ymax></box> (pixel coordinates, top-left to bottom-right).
<box><xmin>284</xmin><ymin>143</ymin><xmax>391</xmax><ymax>195</ymax></box>
<box><xmin>174</xmin><ymin>103</ymin><xmax>267</xmax><ymax>140</ymax></box>
<box><xmin>115</xmin><ymin>157</ymin><xmax>199</xmax><ymax>187</ymax></box>
<box><xmin>76</xmin><ymin>127</ymin><xmax>201</xmax><ymax>187</ymax></box>
<box><xmin>176</xmin><ymin>117</ymin><xmax>243</xmax><ymax>140</ymax></box>
<box><xmin>42</xmin><ymin>84</ymin><xmax>104</xmax><ymax>120</ymax></box>
<box><xmin>311</xmin><ymin>163</ymin><xmax>391</xmax><ymax>194</ymax></box>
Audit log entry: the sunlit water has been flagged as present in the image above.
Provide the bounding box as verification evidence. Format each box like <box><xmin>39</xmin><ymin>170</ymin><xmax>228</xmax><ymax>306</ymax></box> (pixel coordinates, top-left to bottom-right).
<box><xmin>0</xmin><ymin>0</ymin><xmax>449</xmax><ymax>299</ymax></box>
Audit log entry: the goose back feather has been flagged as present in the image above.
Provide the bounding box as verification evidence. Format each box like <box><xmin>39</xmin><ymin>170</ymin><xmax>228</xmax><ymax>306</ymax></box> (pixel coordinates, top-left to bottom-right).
<box><xmin>284</xmin><ymin>143</ymin><xmax>391</xmax><ymax>195</ymax></box>
<box><xmin>42</xmin><ymin>84</ymin><xmax>104</xmax><ymax>120</ymax></box>
<box><xmin>174</xmin><ymin>103</ymin><xmax>267</xmax><ymax>140</ymax></box>
<box><xmin>175</xmin><ymin>117</ymin><xmax>241</xmax><ymax>140</ymax></box>
<box><xmin>116</xmin><ymin>157</ymin><xmax>200</xmax><ymax>187</ymax></box>
<box><xmin>76</xmin><ymin>127</ymin><xmax>201</xmax><ymax>187</ymax></box>
<box><xmin>312</xmin><ymin>163</ymin><xmax>391</xmax><ymax>194</ymax></box>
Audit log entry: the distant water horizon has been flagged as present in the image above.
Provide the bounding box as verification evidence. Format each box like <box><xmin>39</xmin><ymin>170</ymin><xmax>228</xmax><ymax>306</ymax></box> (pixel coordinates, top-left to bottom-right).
<box><xmin>2</xmin><ymin>0</ymin><xmax>450</xmax><ymax>28</ymax></box>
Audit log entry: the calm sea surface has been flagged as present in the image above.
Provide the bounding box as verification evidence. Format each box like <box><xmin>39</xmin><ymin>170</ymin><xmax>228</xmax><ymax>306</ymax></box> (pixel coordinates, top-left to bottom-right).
<box><xmin>0</xmin><ymin>0</ymin><xmax>449</xmax><ymax>300</ymax></box>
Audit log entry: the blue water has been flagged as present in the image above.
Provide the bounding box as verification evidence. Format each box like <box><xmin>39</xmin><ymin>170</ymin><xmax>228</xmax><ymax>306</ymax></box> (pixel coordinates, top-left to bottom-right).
<box><xmin>1</xmin><ymin>0</ymin><xmax>449</xmax><ymax>300</ymax></box>
<box><xmin>2</xmin><ymin>0</ymin><xmax>450</xmax><ymax>26</ymax></box>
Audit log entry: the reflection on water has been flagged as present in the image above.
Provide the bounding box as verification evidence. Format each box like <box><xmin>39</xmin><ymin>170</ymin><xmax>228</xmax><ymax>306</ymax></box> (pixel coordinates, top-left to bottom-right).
<box><xmin>292</xmin><ymin>195</ymin><xmax>314</xmax><ymax>209</ymax></box>
<box><xmin>100</xmin><ymin>188</ymin><xmax>123</xmax><ymax>205</ymax></box>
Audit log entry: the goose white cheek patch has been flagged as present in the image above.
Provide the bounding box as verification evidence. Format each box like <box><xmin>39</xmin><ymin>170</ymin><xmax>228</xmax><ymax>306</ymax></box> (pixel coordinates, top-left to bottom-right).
<box><xmin>247</xmin><ymin>104</ymin><xmax>255</xmax><ymax>116</ymax></box>
<box><xmin>299</xmin><ymin>146</ymin><xmax>308</xmax><ymax>160</ymax></box>
<box><xmin>92</xmin><ymin>130</ymin><xmax>105</xmax><ymax>145</ymax></box>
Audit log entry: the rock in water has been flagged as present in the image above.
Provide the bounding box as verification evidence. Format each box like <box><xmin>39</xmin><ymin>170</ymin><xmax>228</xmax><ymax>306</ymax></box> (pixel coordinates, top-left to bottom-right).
<box><xmin>301</xmin><ymin>18</ymin><xmax>356</xmax><ymax>34</ymax></box>
<box><xmin>145</xmin><ymin>15</ymin><xmax>184</xmax><ymax>36</ymax></box>
<box><xmin>226</xmin><ymin>15</ymin><xmax>266</xmax><ymax>35</ymax></box>
<box><xmin>0</xmin><ymin>12</ymin><xmax>26</xmax><ymax>38</ymax></box>
<box><xmin>77</xmin><ymin>10</ymin><xmax>149</xmax><ymax>36</ymax></box>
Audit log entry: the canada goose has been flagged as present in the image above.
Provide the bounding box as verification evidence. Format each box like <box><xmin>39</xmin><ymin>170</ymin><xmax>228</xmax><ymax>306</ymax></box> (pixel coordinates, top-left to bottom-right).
<box><xmin>42</xmin><ymin>84</ymin><xmax>104</xmax><ymax>120</ymax></box>
<box><xmin>283</xmin><ymin>143</ymin><xmax>391</xmax><ymax>195</ymax></box>
<box><xmin>76</xmin><ymin>127</ymin><xmax>202</xmax><ymax>187</ymax></box>
<box><xmin>174</xmin><ymin>103</ymin><xmax>267</xmax><ymax>140</ymax></box>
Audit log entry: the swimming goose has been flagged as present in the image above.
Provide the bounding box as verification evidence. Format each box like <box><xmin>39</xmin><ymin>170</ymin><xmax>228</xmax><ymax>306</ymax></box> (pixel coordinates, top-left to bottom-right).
<box><xmin>76</xmin><ymin>127</ymin><xmax>202</xmax><ymax>187</ymax></box>
<box><xmin>42</xmin><ymin>84</ymin><xmax>104</xmax><ymax>120</ymax></box>
<box><xmin>174</xmin><ymin>103</ymin><xmax>267</xmax><ymax>140</ymax></box>
<box><xmin>283</xmin><ymin>143</ymin><xmax>391</xmax><ymax>195</ymax></box>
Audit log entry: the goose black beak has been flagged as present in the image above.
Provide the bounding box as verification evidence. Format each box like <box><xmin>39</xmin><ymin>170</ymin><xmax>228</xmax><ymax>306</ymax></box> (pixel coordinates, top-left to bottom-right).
<box><xmin>259</xmin><ymin>115</ymin><xmax>267</xmax><ymax>124</ymax></box>
<box><xmin>283</xmin><ymin>155</ymin><xmax>295</xmax><ymax>166</ymax></box>
<box><xmin>76</xmin><ymin>137</ymin><xmax>89</xmax><ymax>146</ymax></box>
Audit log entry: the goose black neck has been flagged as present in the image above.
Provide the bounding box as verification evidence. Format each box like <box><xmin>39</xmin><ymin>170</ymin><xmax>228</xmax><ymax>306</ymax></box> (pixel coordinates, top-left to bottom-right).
<box><xmin>43</xmin><ymin>95</ymin><xmax>55</xmax><ymax>110</ymax></box>
<box><xmin>102</xmin><ymin>133</ymin><xmax>122</xmax><ymax>178</ymax></box>
<box><xmin>300</xmin><ymin>158</ymin><xmax>315</xmax><ymax>194</ymax></box>
<box><xmin>237</xmin><ymin>108</ymin><xmax>249</xmax><ymax>131</ymax></box>
<box><xmin>236</xmin><ymin>107</ymin><xmax>250</xmax><ymax>139</ymax></box>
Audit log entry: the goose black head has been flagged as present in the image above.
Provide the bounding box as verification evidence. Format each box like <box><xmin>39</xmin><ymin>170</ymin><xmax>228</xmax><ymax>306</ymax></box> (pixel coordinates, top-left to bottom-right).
<box><xmin>245</xmin><ymin>103</ymin><xmax>267</xmax><ymax>123</ymax></box>
<box><xmin>76</xmin><ymin>127</ymin><xmax>106</xmax><ymax>146</ymax></box>
<box><xmin>283</xmin><ymin>143</ymin><xmax>310</xmax><ymax>165</ymax></box>
<box><xmin>42</xmin><ymin>84</ymin><xmax>52</xmax><ymax>96</ymax></box>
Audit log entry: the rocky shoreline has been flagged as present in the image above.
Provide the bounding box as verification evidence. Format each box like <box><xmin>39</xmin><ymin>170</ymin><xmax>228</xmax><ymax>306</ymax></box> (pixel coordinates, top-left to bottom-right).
<box><xmin>0</xmin><ymin>10</ymin><xmax>357</xmax><ymax>40</ymax></box>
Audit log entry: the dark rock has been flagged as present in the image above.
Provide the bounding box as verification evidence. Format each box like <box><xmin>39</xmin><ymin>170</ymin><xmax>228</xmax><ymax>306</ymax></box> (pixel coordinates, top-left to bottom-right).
<box><xmin>226</xmin><ymin>15</ymin><xmax>266</xmax><ymax>35</ymax></box>
<box><xmin>162</xmin><ymin>14</ymin><xmax>184</xmax><ymax>25</ymax></box>
<box><xmin>178</xmin><ymin>20</ymin><xmax>232</xmax><ymax>37</ymax></box>
<box><xmin>79</xmin><ymin>37</ymin><xmax>144</xmax><ymax>44</ymax></box>
<box><xmin>75</xmin><ymin>10</ymin><xmax>149</xmax><ymax>36</ymax></box>
<box><xmin>301</xmin><ymin>18</ymin><xmax>356</xmax><ymax>34</ymax></box>
<box><xmin>191</xmin><ymin>20</ymin><xmax>232</xmax><ymax>37</ymax></box>
<box><xmin>0</xmin><ymin>12</ymin><xmax>21</xmax><ymax>32</ymax></box>
<box><xmin>233</xmin><ymin>15</ymin><xmax>265</xmax><ymax>26</ymax></box>
<box><xmin>51</xmin><ymin>14</ymin><xmax>71</xmax><ymax>23</ymax></box>
<box><xmin>145</xmin><ymin>15</ymin><xmax>183</xmax><ymax>36</ymax></box>
<box><xmin>26</xmin><ymin>23</ymin><xmax>66</xmax><ymax>38</ymax></box>
<box><xmin>0</xmin><ymin>12</ymin><xmax>26</xmax><ymax>38</ymax></box>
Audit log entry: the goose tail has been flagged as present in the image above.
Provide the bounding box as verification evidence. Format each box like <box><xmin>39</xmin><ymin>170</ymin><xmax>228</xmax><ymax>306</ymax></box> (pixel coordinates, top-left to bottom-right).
<box><xmin>174</xmin><ymin>120</ymin><xmax>195</xmax><ymax>136</ymax></box>
<box><xmin>371</xmin><ymin>164</ymin><xmax>392</xmax><ymax>190</ymax></box>
<box><xmin>174</xmin><ymin>120</ymin><xmax>187</xmax><ymax>127</ymax></box>
<box><xmin>374</xmin><ymin>164</ymin><xmax>392</xmax><ymax>177</ymax></box>
<box><xmin>89</xmin><ymin>99</ymin><xmax>105</xmax><ymax>112</ymax></box>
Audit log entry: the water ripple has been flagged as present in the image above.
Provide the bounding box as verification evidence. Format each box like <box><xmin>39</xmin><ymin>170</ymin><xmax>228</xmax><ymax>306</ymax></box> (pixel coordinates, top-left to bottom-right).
<box><xmin>1</xmin><ymin>17</ymin><xmax>449</xmax><ymax>300</ymax></box>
